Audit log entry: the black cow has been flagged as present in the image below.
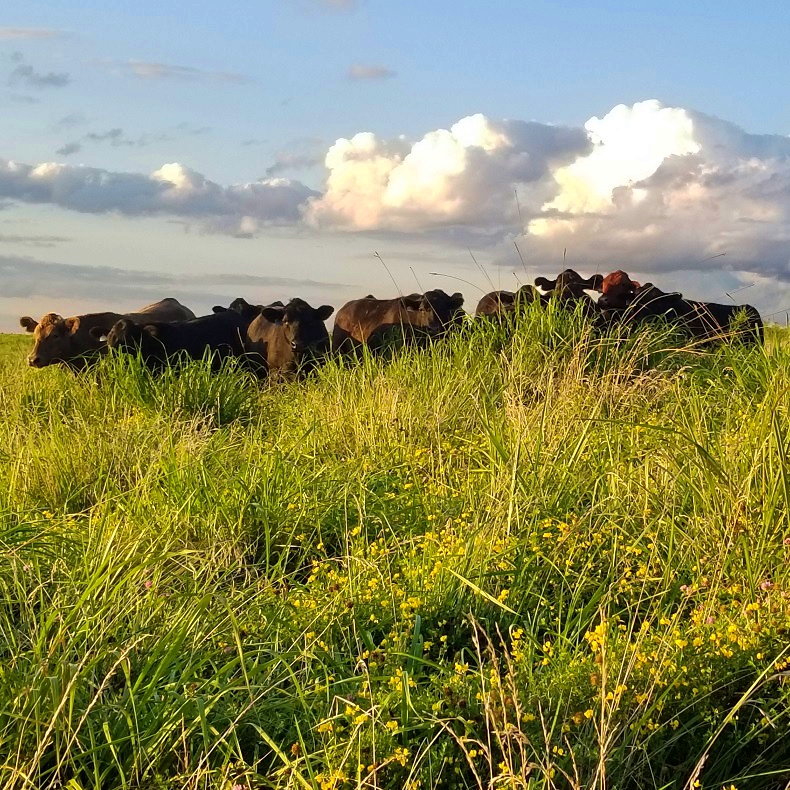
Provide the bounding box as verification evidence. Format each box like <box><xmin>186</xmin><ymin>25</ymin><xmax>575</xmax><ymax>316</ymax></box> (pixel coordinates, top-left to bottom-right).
<box><xmin>212</xmin><ymin>297</ymin><xmax>284</xmax><ymax>322</ymax></box>
<box><xmin>100</xmin><ymin>310</ymin><xmax>249</xmax><ymax>371</ymax></box>
<box><xmin>534</xmin><ymin>269</ymin><xmax>603</xmax><ymax>299</ymax></box>
<box><xmin>534</xmin><ymin>269</ymin><xmax>603</xmax><ymax>320</ymax></box>
<box><xmin>599</xmin><ymin>284</ymin><xmax>764</xmax><ymax>345</ymax></box>
<box><xmin>245</xmin><ymin>298</ymin><xmax>334</xmax><ymax>376</ymax></box>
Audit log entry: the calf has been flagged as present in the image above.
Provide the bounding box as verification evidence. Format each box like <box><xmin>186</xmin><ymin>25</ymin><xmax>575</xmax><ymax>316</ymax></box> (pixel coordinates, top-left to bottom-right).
<box><xmin>245</xmin><ymin>298</ymin><xmax>334</xmax><ymax>376</ymax></box>
<box><xmin>102</xmin><ymin>310</ymin><xmax>249</xmax><ymax>371</ymax></box>
<box><xmin>21</xmin><ymin>298</ymin><xmax>195</xmax><ymax>371</ymax></box>
<box><xmin>333</xmin><ymin>289</ymin><xmax>465</xmax><ymax>352</ymax></box>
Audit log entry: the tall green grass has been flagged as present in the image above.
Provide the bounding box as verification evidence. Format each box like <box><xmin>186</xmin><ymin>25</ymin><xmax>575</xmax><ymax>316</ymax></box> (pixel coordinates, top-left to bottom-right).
<box><xmin>1</xmin><ymin>307</ymin><xmax>789</xmax><ymax>789</ymax></box>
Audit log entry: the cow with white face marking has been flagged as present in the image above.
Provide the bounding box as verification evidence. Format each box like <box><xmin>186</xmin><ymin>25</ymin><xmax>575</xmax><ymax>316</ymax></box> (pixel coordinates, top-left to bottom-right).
<box><xmin>533</xmin><ymin>269</ymin><xmax>603</xmax><ymax>320</ymax></box>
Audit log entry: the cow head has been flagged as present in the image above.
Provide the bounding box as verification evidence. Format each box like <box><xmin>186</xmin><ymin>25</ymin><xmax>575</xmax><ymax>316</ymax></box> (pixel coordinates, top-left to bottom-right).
<box><xmin>535</xmin><ymin>270</ymin><xmax>602</xmax><ymax>298</ymax></box>
<box><xmin>25</xmin><ymin>313</ymin><xmax>86</xmax><ymax>368</ymax></box>
<box><xmin>494</xmin><ymin>291</ymin><xmax>517</xmax><ymax>310</ymax></box>
<box><xmin>420</xmin><ymin>289</ymin><xmax>465</xmax><ymax>331</ymax></box>
<box><xmin>262</xmin><ymin>298</ymin><xmax>334</xmax><ymax>358</ymax></box>
<box><xmin>597</xmin><ymin>270</ymin><xmax>641</xmax><ymax>309</ymax></box>
<box><xmin>515</xmin><ymin>284</ymin><xmax>542</xmax><ymax>304</ymax></box>
<box><xmin>213</xmin><ymin>297</ymin><xmax>281</xmax><ymax>321</ymax></box>
<box><xmin>103</xmin><ymin>319</ymin><xmax>148</xmax><ymax>353</ymax></box>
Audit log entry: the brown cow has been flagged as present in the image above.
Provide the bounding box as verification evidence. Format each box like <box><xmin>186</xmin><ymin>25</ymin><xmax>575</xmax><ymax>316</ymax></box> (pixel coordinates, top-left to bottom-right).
<box><xmin>597</xmin><ymin>270</ymin><xmax>641</xmax><ymax>308</ymax></box>
<box><xmin>21</xmin><ymin>298</ymin><xmax>195</xmax><ymax>370</ymax></box>
<box><xmin>333</xmin><ymin>289</ymin><xmax>465</xmax><ymax>352</ymax></box>
<box><xmin>475</xmin><ymin>285</ymin><xmax>543</xmax><ymax>317</ymax></box>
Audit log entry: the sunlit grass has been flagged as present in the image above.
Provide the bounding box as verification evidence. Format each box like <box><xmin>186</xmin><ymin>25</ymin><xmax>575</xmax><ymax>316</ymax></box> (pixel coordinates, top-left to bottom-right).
<box><xmin>1</xmin><ymin>309</ymin><xmax>789</xmax><ymax>789</ymax></box>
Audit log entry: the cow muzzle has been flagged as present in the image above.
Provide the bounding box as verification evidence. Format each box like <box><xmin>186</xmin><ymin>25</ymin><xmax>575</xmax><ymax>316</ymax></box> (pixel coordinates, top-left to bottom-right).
<box><xmin>27</xmin><ymin>355</ymin><xmax>43</xmax><ymax>368</ymax></box>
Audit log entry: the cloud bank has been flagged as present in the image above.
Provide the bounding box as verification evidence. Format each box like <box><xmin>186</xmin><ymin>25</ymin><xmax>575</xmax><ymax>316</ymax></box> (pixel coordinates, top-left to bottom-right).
<box><xmin>522</xmin><ymin>100</ymin><xmax>790</xmax><ymax>280</ymax></box>
<box><xmin>2</xmin><ymin>100</ymin><xmax>790</xmax><ymax>282</ymax></box>
<box><xmin>0</xmin><ymin>160</ymin><xmax>316</xmax><ymax>235</ymax></box>
<box><xmin>305</xmin><ymin>114</ymin><xmax>589</xmax><ymax>232</ymax></box>
<box><xmin>0</xmin><ymin>255</ymin><xmax>346</xmax><ymax>303</ymax></box>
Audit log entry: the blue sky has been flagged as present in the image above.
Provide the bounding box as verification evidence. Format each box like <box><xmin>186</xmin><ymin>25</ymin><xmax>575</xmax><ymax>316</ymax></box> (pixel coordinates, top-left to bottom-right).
<box><xmin>2</xmin><ymin>0</ymin><xmax>790</xmax><ymax>329</ymax></box>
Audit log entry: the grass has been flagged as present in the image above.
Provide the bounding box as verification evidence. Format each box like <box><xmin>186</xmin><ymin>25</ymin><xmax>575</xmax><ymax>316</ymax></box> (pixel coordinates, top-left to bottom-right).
<box><xmin>1</xmin><ymin>305</ymin><xmax>790</xmax><ymax>789</ymax></box>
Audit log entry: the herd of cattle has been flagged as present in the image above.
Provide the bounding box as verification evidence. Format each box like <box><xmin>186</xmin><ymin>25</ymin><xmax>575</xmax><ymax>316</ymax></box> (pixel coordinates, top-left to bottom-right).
<box><xmin>18</xmin><ymin>269</ymin><xmax>764</xmax><ymax>376</ymax></box>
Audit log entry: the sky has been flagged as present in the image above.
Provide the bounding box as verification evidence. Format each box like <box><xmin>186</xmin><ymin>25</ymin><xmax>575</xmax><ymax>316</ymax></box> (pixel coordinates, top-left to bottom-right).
<box><xmin>2</xmin><ymin>0</ymin><xmax>790</xmax><ymax>330</ymax></box>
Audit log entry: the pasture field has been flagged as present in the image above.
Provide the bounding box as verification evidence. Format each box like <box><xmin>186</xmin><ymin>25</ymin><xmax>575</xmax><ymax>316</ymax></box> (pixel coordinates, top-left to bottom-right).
<box><xmin>2</xmin><ymin>308</ymin><xmax>790</xmax><ymax>789</ymax></box>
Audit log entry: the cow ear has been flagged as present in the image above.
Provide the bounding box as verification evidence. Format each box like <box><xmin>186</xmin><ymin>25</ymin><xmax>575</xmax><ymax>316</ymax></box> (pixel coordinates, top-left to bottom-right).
<box><xmin>262</xmin><ymin>307</ymin><xmax>283</xmax><ymax>323</ymax></box>
<box><xmin>89</xmin><ymin>326</ymin><xmax>108</xmax><ymax>342</ymax></box>
<box><xmin>316</xmin><ymin>305</ymin><xmax>334</xmax><ymax>321</ymax></box>
<box><xmin>64</xmin><ymin>317</ymin><xmax>80</xmax><ymax>333</ymax></box>
<box><xmin>212</xmin><ymin>305</ymin><xmax>227</xmax><ymax>313</ymax></box>
<box><xmin>515</xmin><ymin>286</ymin><xmax>536</xmax><ymax>302</ymax></box>
<box><xmin>19</xmin><ymin>316</ymin><xmax>38</xmax><ymax>332</ymax></box>
<box><xmin>631</xmin><ymin>280</ymin><xmax>641</xmax><ymax>289</ymax></box>
<box><xmin>450</xmin><ymin>292</ymin><xmax>464</xmax><ymax>308</ymax></box>
<box><xmin>401</xmin><ymin>295</ymin><xmax>423</xmax><ymax>310</ymax></box>
<box><xmin>588</xmin><ymin>274</ymin><xmax>604</xmax><ymax>291</ymax></box>
<box><xmin>534</xmin><ymin>277</ymin><xmax>555</xmax><ymax>290</ymax></box>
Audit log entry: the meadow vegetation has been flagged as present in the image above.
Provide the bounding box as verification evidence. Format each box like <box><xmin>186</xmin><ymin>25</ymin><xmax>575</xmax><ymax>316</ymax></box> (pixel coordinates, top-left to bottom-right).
<box><xmin>1</xmin><ymin>305</ymin><xmax>790</xmax><ymax>789</ymax></box>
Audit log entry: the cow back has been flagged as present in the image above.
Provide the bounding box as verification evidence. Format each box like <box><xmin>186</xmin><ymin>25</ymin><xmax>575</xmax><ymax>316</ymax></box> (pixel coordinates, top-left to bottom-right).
<box><xmin>117</xmin><ymin>311</ymin><xmax>248</xmax><ymax>370</ymax></box>
<box><xmin>476</xmin><ymin>291</ymin><xmax>516</xmax><ymax>317</ymax></box>
<box><xmin>688</xmin><ymin>301</ymin><xmax>764</xmax><ymax>345</ymax></box>
<box><xmin>333</xmin><ymin>296</ymin><xmax>439</xmax><ymax>352</ymax></box>
<box><xmin>132</xmin><ymin>298</ymin><xmax>195</xmax><ymax>322</ymax></box>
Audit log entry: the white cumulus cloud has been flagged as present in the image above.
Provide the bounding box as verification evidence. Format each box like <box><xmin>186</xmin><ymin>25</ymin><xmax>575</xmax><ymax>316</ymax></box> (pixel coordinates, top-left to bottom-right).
<box><xmin>3</xmin><ymin>99</ymin><xmax>790</xmax><ymax>284</ymax></box>
<box><xmin>522</xmin><ymin>100</ymin><xmax>790</xmax><ymax>281</ymax></box>
<box><xmin>304</xmin><ymin>113</ymin><xmax>589</xmax><ymax>232</ymax></box>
